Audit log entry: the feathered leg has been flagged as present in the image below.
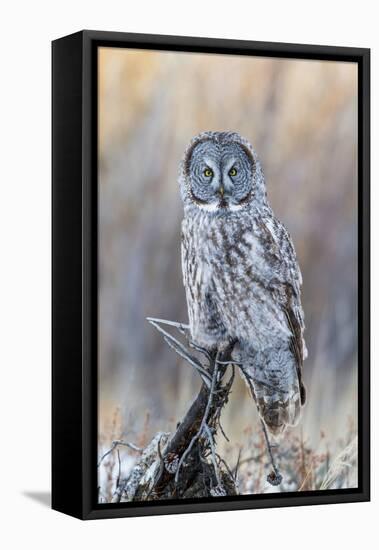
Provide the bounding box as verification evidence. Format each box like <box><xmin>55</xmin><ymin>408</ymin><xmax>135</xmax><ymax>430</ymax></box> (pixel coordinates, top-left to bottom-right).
<box><xmin>240</xmin><ymin>344</ymin><xmax>302</xmax><ymax>436</ymax></box>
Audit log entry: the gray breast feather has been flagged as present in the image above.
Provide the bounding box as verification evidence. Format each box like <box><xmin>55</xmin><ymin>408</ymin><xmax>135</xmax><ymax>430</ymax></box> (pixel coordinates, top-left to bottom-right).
<box><xmin>182</xmin><ymin>210</ymin><xmax>303</xmax><ymax>350</ymax></box>
<box><xmin>181</xmin><ymin>208</ymin><xmax>306</xmax><ymax>434</ymax></box>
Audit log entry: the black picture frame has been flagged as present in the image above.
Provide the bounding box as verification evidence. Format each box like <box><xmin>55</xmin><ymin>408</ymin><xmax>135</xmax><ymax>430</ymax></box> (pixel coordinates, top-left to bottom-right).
<box><xmin>52</xmin><ymin>30</ymin><xmax>370</xmax><ymax>520</ymax></box>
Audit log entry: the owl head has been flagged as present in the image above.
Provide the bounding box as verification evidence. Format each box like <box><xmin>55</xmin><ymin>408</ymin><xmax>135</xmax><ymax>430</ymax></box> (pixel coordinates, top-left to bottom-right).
<box><xmin>179</xmin><ymin>131</ymin><xmax>267</xmax><ymax>213</ymax></box>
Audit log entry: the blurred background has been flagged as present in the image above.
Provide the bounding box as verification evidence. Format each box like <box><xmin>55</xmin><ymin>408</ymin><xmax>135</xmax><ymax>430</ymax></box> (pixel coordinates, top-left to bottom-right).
<box><xmin>98</xmin><ymin>47</ymin><xmax>358</xmax><ymax>497</ymax></box>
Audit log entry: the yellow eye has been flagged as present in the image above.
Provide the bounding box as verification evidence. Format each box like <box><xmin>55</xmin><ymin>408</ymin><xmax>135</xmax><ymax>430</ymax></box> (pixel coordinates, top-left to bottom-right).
<box><xmin>229</xmin><ymin>167</ymin><xmax>237</xmax><ymax>177</ymax></box>
<box><xmin>204</xmin><ymin>168</ymin><xmax>213</xmax><ymax>177</ymax></box>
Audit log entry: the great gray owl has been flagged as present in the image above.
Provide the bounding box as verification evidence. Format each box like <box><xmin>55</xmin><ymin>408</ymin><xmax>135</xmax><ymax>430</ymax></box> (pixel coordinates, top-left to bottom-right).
<box><xmin>179</xmin><ymin>131</ymin><xmax>307</xmax><ymax>436</ymax></box>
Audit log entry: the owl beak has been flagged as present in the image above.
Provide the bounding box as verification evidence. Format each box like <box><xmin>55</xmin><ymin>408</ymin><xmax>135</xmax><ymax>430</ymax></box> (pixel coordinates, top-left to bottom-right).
<box><xmin>218</xmin><ymin>185</ymin><xmax>225</xmax><ymax>197</ymax></box>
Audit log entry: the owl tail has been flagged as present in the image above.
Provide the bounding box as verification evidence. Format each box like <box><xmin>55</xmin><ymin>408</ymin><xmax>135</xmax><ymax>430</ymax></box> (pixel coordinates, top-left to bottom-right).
<box><xmin>239</xmin><ymin>345</ymin><xmax>303</xmax><ymax>436</ymax></box>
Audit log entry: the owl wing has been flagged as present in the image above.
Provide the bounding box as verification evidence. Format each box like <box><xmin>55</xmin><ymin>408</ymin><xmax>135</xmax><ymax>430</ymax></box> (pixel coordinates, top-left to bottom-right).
<box><xmin>257</xmin><ymin>215</ymin><xmax>307</xmax><ymax>405</ymax></box>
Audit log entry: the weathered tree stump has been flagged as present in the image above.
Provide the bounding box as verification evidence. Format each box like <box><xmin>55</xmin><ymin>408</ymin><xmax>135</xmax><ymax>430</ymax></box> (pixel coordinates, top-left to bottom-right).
<box><xmin>99</xmin><ymin>317</ymin><xmax>281</xmax><ymax>502</ymax></box>
<box><xmin>120</xmin><ymin>325</ymin><xmax>238</xmax><ymax>501</ymax></box>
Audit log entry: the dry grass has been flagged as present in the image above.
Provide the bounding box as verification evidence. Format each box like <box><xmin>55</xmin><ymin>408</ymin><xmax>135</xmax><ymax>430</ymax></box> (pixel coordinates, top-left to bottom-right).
<box><xmin>98</xmin><ymin>399</ymin><xmax>358</xmax><ymax>502</ymax></box>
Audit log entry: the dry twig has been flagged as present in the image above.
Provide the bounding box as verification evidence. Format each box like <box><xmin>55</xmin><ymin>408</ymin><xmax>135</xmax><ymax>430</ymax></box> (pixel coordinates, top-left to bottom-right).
<box><xmin>97</xmin><ymin>439</ymin><xmax>142</xmax><ymax>468</ymax></box>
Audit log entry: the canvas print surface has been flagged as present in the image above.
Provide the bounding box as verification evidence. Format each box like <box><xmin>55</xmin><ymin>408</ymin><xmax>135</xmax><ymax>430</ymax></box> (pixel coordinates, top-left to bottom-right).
<box><xmin>97</xmin><ymin>47</ymin><xmax>358</xmax><ymax>503</ymax></box>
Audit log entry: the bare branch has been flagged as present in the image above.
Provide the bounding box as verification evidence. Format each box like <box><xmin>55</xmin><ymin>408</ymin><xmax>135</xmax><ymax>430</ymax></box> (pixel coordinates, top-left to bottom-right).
<box><xmin>98</xmin><ymin>439</ymin><xmax>142</xmax><ymax>468</ymax></box>
<box><xmin>260</xmin><ymin>419</ymin><xmax>283</xmax><ymax>486</ymax></box>
<box><xmin>204</xmin><ymin>423</ymin><xmax>221</xmax><ymax>486</ymax></box>
<box><xmin>113</xmin><ymin>440</ymin><xmax>142</xmax><ymax>452</ymax></box>
<box><xmin>233</xmin><ymin>448</ymin><xmax>242</xmax><ymax>480</ymax></box>
<box><xmin>162</xmin><ymin>335</ymin><xmax>212</xmax><ymax>387</ymax></box>
<box><xmin>111</xmin><ymin>476</ymin><xmax>129</xmax><ymax>504</ymax></box>
<box><xmin>188</xmin><ymin>341</ymin><xmax>213</xmax><ymax>362</ymax></box>
<box><xmin>146</xmin><ymin>317</ymin><xmax>189</xmax><ymax>333</ymax></box>
<box><xmin>174</xmin><ymin>359</ymin><xmax>219</xmax><ymax>483</ymax></box>
<box><xmin>217</xmin><ymin>452</ymin><xmax>236</xmax><ymax>484</ymax></box>
<box><xmin>147</xmin><ymin>316</ymin><xmax>213</xmax><ymax>363</ymax></box>
<box><xmin>238</xmin><ymin>365</ymin><xmax>282</xmax><ymax>486</ymax></box>
<box><xmin>216</xmin><ymin>410</ymin><xmax>230</xmax><ymax>442</ymax></box>
<box><xmin>116</xmin><ymin>449</ymin><xmax>121</xmax><ymax>489</ymax></box>
<box><xmin>148</xmin><ymin>318</ymin><xmax>212</xmax><ymax>385</ymax></box>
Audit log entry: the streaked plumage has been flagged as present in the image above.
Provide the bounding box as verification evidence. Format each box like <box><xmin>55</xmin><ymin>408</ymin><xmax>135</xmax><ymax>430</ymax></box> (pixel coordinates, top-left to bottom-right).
<box><xmin>179</xmin><ymin>131</ymin><xmax>307</xmax><ymax>435</ymax></box>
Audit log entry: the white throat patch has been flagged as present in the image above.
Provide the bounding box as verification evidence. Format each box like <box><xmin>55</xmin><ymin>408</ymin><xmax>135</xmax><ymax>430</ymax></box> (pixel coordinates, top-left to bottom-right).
<box><xmin>197</xmin><ymin>202</ymin><xmax>244</xmax><ymax>213</ymax></box>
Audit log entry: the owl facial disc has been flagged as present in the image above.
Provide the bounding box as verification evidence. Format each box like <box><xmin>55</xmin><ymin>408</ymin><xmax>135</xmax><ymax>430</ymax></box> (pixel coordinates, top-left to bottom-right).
<box><xmin>185</xmin><ymin>137</ymin><xmax>254</xmax><ymax>212</ymax></box>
